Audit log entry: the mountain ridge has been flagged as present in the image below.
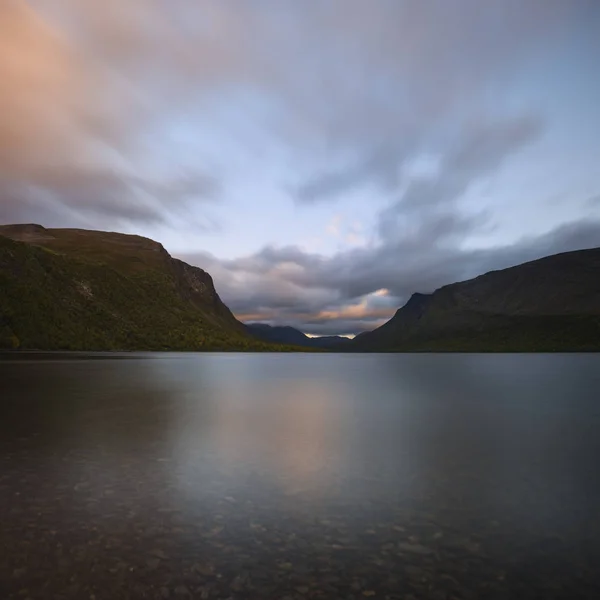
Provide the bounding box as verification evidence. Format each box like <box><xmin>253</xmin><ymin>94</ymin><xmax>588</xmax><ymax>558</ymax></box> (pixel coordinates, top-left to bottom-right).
<box><xmin>351</xmin><ymin>247</ymin><xmax>600</xmax><ymax>352</ymax></box>
<box><xmin>0</xmin><ymin>224</ymin><xmax>302</xmax><ymax>351</ymax></box>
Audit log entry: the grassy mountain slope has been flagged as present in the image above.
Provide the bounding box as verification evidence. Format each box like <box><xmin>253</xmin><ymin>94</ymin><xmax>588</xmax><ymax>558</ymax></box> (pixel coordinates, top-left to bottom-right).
<box><xmin>352</xmin><ymin>248</ymin><xmax>600</xmax><ymax>352</ymax></box>
<box><xmin>0</xmin><ymin>225</ymin><xmax>302</xmax><ymax>351</ymax></box>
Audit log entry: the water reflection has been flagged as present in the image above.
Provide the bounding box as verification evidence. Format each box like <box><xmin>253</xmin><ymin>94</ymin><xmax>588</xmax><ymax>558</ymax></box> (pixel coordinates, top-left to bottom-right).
<box><xmin>213</xmin><ymin>381</ymin><xmax>341</xmax><ymax>489</ymax></box>
<box><xmin>1</xmin><ymin>353</ymin><xmax>599</xmax><ymax>598</ymax></box>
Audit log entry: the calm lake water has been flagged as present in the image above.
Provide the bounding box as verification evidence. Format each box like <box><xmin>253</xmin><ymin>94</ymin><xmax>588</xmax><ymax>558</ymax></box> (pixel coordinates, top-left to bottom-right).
<box><xmin>1</xmin><ymin>353</ymin><xmax>600</xmax><ymax>599</ymax></box>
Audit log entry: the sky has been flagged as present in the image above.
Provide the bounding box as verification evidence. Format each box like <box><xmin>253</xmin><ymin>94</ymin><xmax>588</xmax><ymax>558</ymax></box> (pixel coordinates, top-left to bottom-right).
<box><xmin>1</xmin><ymin>0</ymin><xmax>599</xmax><ymax>336</ymax></box>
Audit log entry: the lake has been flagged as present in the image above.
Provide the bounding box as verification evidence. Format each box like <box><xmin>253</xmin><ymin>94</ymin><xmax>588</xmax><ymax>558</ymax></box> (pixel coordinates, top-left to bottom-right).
<box><xmin>1</xmin><ymin>353</ymin><xmax>599</xmax><ymax>599</ymax></box>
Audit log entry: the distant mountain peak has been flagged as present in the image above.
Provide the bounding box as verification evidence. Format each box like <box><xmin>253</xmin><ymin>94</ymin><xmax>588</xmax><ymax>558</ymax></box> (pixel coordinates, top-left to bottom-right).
<box><xmin>245</xmin><ymin>323</ymin><xmax>351</xmax><ymax>348</ymax></box>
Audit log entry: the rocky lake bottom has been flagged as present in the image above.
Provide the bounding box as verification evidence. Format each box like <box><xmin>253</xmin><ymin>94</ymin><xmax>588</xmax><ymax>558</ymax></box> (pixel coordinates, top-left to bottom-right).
<box><xmin>1</xmin><ymin>353</ymin><xmax>599</xmax><ymax>599</ymax></box>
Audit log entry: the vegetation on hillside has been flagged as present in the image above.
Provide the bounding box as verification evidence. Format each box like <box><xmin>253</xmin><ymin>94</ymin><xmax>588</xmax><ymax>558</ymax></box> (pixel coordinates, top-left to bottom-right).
<box><xmin>0</xmin><ymin>230</ymin><xmax>307</xmax><ymax>352</ymax></box>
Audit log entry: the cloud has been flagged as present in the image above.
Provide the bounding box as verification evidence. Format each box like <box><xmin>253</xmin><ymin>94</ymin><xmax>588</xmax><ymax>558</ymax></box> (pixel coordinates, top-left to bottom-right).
<box><xmin>326</xmin><ymin>215</ymin><xmax>341</xmax><ymax>237</ymax></box>
<box><xmin>0</xmin><ymin>0</ymin><xmax>246</xmax><ymax>225</ymax></box>
<box><xmin>236</xmin><ymin>296</ymin><xmax>396</xmax><ymax>336</ymax></box>
<box><xmin>0</xmin><ymin>0</ymin><xmax>586</xmax><ymax>225</ymax></box>
<box><xmin>377</xmin><ymin>115</ymin><xmax>544</xmax><ymax>245</ymax></box>
<box><xmin>286</xmin><ymin>1</ymin><xmax>573</xmax><ymax>203</ymax></box>
<box><xmin>181</xmin><ymin>217</ymin><xmax>600</xmax><ymax>335</ymax></box>
<box><xmin>0</xmin><ymin>165</ymin><xmax>220</xmax><ymax>228</ymax></box>
<box><xmin>345</xmin><ymin>232</ymin><xmax>366</xmax><ymax>247</ymax></box>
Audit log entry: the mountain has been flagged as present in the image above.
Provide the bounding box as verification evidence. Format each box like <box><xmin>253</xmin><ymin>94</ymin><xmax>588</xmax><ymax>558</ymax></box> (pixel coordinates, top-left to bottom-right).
<box><xmin>245</xmin><ymin>323</ymin><xmax>352</xmax><ymax>349</ymax></box>
<box><xmin>4</xmin><ymin>225</ymin><xmax>597</xmax><ymax>353</ymax></box>
<box><xmin>0</xmin><ymin>224</ymin><xmax>301</xmax><ymax>352</ymax></box>
<box><xmin>245</xmin><ymin>323</ymin><xmax>310</xmax><ymax>346</ymax></box>
<box><xmin>309</xmin><ymin>335</ymin><xmax>353</xmax><ymax>349</ymax></box>
<box><xmin>352</xmin><ymin>248</ymin><xmax>600</xmax><ymax>352</ymax></box>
